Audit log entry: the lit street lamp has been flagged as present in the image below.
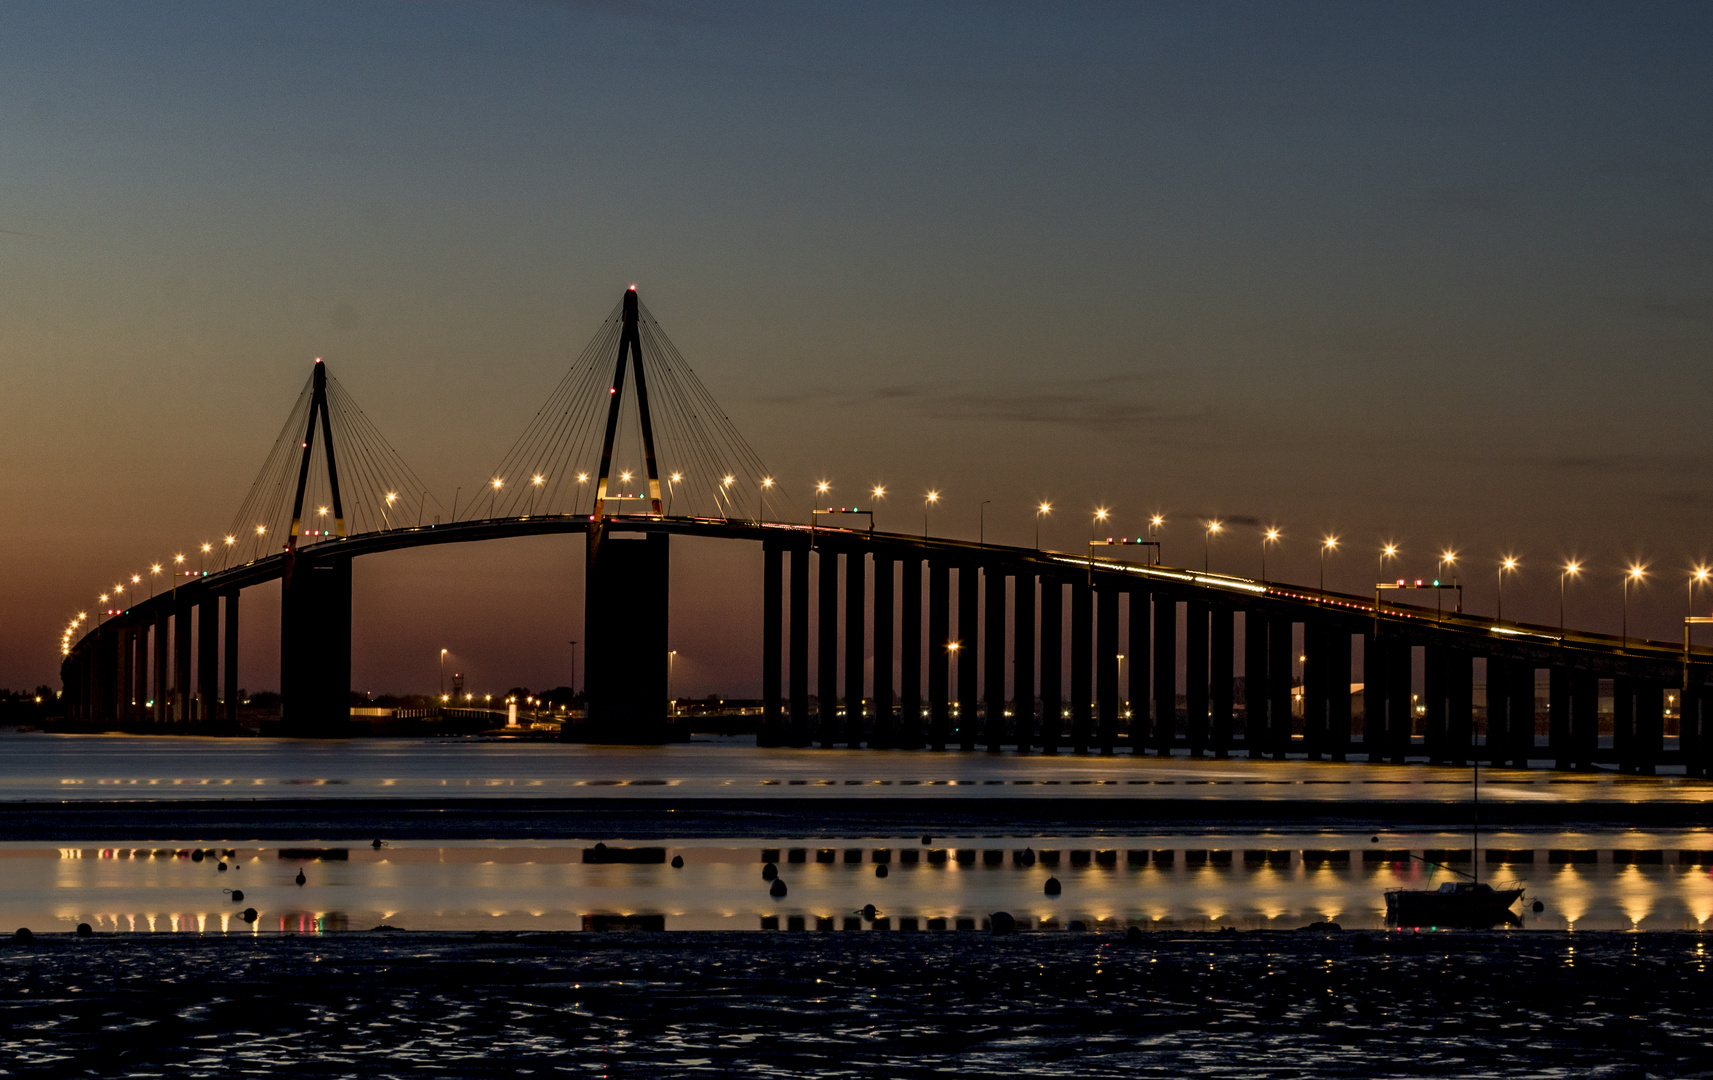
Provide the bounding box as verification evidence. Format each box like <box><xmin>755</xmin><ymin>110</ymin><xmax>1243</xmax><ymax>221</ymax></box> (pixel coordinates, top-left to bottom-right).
<box><xmin>1262</xmin><ymin>527</ymin><xmax>1281</xmax><ymax>581</ymax></box>
<box><xmin>871</xmin><ymin>485</ymin><xmax>886</xmax><ymax>529</ymax></box>
<box><xmin>759</xmin><ymin>476</ymin><xmax>774</xmax><ymax>521</ymax></box>
<box><xmin>440</xmin><ymin>648</ymin><xmax>448</xmax><ymax>698</ymax></box>
<box><xmin>1204</xmin><ymin>519</ymin><xmax>1222</xmax><ymax>573</ymax></box>
<box><xmin>1319</xmin><ymin>536</ymin><xmax>1339</xmax><ymax>604</ymax></box>
<box><xmin>1560</xmin><ymin>561</ymin><xmax>1581</xmax><ymax>637</ymax></box>
<box><xmin>924</xmin><ymin>490</ymin><xmax>939</xmax><ymax>539</ymax></box>
<box><xmin>1036</xmin><ymin>501</ymin><xmax>1052</xmax><ymax>549</ymax></box>
<box><xmin>979</xmin><ymin>500</ymin><xmax>992</xmax><ymax>547</ymax></box>
<box><xmin>530</xmin><ymin>474</ymin><xmax>544</xmax><ymax>517</ymax></box>
<box><xmin>1622</xmin><ymin>563</ymin><xmax>1647</xmax><ymax>649</ymax></box>
<box><xmin>1498</xmin><ymin>556</ymin><xmax>1518</xmax><ymax>623</ymax></box>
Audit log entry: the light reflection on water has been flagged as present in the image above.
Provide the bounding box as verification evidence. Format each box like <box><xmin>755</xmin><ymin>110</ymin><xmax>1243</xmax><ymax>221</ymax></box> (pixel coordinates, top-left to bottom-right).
<box><xmin>4</xmin><ymin>829</ymin><xmax>1712</xmax><ymax>933</ymax></box>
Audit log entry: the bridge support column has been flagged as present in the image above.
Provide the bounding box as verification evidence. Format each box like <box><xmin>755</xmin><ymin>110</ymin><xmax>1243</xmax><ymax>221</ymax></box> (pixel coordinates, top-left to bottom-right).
<box><xmin>985</xmin><ymin>567</ymin><xmax>1006</xmax><ymax>751</ymax></box>
<box><xmin>1210</xmin><ymin>606</ymin><xmax>1234</xmax><ymax>758</ymax></box>
<box><xmin>1013</xmin><ymin>573</ymin><xmax>1035</xmax><ymax>751</ymax></box>
<box><xmin>1685</xmin><ymin>672</ymin><xmax>1711</xmax><ymax>777</ymax></box>
<box><xmin>1269</xmin><ymin>616</ymin><xmax>1294</xmax><ymax>757</ymax></box>
<box><xmin>198</xmin><ymin>594</ymin><xmax>219</xmax><ymax>727</ymax></box>
<box><xmin>1421</xmin><ymin>643</ymin><xmax>1447</xmax><ymax>764</ymax></box>
<box><xmin>899</xmin><ymin>556</ymin><xmax>922</xmax><ymax>749</ymax></box>
<box><xmin>872</xmin><ymin>555</ymin><xmax>894</xmax><ymax>749</ymax></box>
<box><xmin>844</xmin><ymin>547</ymin><xmax>866</xmax><ymax>747</ymax></box>
<box><xmin>1130</xmin><ymin>589</ymin><xmax>1151</xmax><ymax>754</ymax></box>
<box><xmin>1184</xmin><ymin>600</ymin><xmax>1208</xmax><ymax>757</ymax></box>
<box><xmin>817</xmin><ymin>546</ymin><xmax>839</xmax><ymax>748</ymax></box>
<box><xmin>1302</xmin><ymin>623</ymin><xmax>1328</xmax><ymax>761</ymax></box>
<box><xmin>1328</xmin><ymin>630</ymin><xmax>1353</xmax><ymax>761</ymax></box>
<box><xmin>1511</xmin><ymin>662</ymin><xmax>1538</xmax><ymax>767</ymax></box>
<box><xmin>958</xmin><ymin>566</ymin><xmax>979</xmax><ymax>751</ymax></box>
<box><xmin>1445</xmin><ymin>648</ymin><xmax>1471</xmax><ymax>766</ymax></box>
<box><xmin>1153</xmin><ymin>597</ymin><xmax>1176</xmax><ymax>756</ymax></box>
<box><xmin>761</xmin><ymin>544</ymin><xmax>784</xmax><ymax>746</ymax></box>
<box><xmin>1635</xmin><ymin>679</ymin><xmax>1663</xmax><ymax>776</ymax></box>
<box><xmin>120</xmin><ymin>629</ymin><xmax>135</xmax><ymax>724</ymax></box>
<box><xmin>1573</xmin><ymin>669</ymin><xmax>1600</xmax><ymax>769</ymax></box>
<box><xmin>928</xmin><ymin>560</ymin><xmax>950</xmax><ymax>750</ymax></box>
<box><xmin>1095</xmin><ymin>581</ymin><xmax>1119</xmax><ymax>754</ymax></box>
<box><xmin>153</xmin><ymin>609</ymin><xmax>169</xmax><ymax>726</ymax></box>
<box><xmin>1039</xmin><ymin>576</ymin><xmax>1062</xmax><ymax>753</ymax></box>
<box><xmin>789</xmin><ymin>543</ymin><xmax>811</xmax><ymax>746</ymax></box>
<box><xmin>94</xmin><ymin>628</ymin><xmax>117</xmax><ymax>722</ymax></box>
<box><xmin>1613</xmin><ymin>674</ymin><xmax>1635</xmax><ymax>772</ymax></box>
<box><xmin>174</xmin><ymin>596</ymin><xmax>193</xmax><ymax>724</ymax></box>
<box><xmin>223</xmin><ymin>591</ymin><xmax>240</xmax><ymax>728</ymax></box>
<box><xmin>1244</xmin><ymin>609</ymin><xmax>1268</xmax><ymax>757</ymax></box>
<box><xmin>1485</xmin><ymin>655</ymin><xmax>1511</xmax><ymax>767</ymax></box>
<box><xmin>1549</xmin><ymin>664</ymin><xmax>1572</xmax><ymax>770</ymax></box>
<box><xmin>280</xmin><ymin>557</ymin><xmax>353</xmax><ymax>738</ymax></box>
<box><xmin>1069</xmin><ymin>575</ymin><xmax>1091</xmax><ymax>753</ymax></box>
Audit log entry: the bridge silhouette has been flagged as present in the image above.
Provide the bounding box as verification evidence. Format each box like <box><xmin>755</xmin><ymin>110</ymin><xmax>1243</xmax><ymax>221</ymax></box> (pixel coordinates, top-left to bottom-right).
<box><xmin>58</xmin><ymin>289</ymin><xmax>1713</xmax><ymax>775</ymax></box>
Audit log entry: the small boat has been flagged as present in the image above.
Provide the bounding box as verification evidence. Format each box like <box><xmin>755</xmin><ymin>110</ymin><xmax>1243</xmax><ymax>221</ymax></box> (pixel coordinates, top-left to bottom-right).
<box><xmin>1385</xmin><ymin>880</ymin><xmax>1524</xmax><ymax>927</ymax></box>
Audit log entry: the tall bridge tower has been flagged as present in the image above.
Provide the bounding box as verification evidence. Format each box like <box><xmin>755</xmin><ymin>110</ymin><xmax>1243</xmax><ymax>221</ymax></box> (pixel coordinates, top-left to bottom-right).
<box><xmin>583</xmin><ymin>287</ymin><xmax>671</xmax><ymax>742</ymax></box>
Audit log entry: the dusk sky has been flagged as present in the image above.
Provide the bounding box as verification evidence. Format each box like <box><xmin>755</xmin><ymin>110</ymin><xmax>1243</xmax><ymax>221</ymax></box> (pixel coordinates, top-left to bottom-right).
<box><xmin>5</xmin><ymin>2</ymin><xmax>1711</xmax><ymax>698</ymax></box>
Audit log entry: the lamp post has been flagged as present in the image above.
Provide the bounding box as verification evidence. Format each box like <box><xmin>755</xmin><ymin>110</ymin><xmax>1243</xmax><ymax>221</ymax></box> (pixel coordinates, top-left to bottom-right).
<box><xmin>872</xmin><ymin>485</ymin><xmax>886</xmax><ymax>530</ymax></box>
<box><xmin>149</xmin><ymin>564</ymin><xmax>161</xmax><ymax>599</ymax></box>
<box><xmin>760</xmin><ymin>477</ymin><xmax>774</xmax><ymax>522</ymax></box>
<box><xmin>924</xmin><ymin>490</ymin><xmax>939</xmax><ymax>539</ymax></box>
<box><xmin>1262</xmin><ymin>527</ymin><xmax>1280</xmax><ymax>581</ymax></box>
<box><xmin>1437</xmin><ymin>550</ymin><xmax>1458</xmax><ymax>623</ymax></box>
<box><xmin>1380</xmin><ymin>543</ymin><xmax>1398</xmax><ymax>588</ymax></box>
<box><xmin>668</xmin><ymin>650</ymin><xmax>677</xmax><ymax>715</ymax></box>
<box><xmin>567</xmin><ymin>640</ymin><xmax>578</xmax><ymax>699</ymax></box>
<box><xmin>979</xmin><ymin>500</ymin><xmax>992</xmax><ymax>547</ymax></box>
<box><xmin>1319</xmin><ymin>536</ymin><xmax>1338</xmax><ymax>605</ymax></box>
<box><xmin>1686</xmin><ymin>569</ymin><xmax>1710</xmax><ymax>689</ymax></box>
<box><xmin>382</xmin><ymin>492</ymin><xmax>397</xmax><ymax>530</ymax></box>
<box><xmin>530</xmin><ymin>474</ymin><xmax>544</xmax><ymax>517</ymax></box>
<box><xmin>1204</xmin><ymin>519</ymin><xmax>1222</xmax><ymax>573</ymax></box>
<box><xmin>1498</xmin><ymin>556</ymin><xmax>1518</xmax><ymax>624</ymax></box>
<box><xmin>576</xmin><ymin>473</ymin><xmax>590</xmax><ymax>515</ymax></box>
<box><xmin>1560</xmin><ymin>561</ymin><xmax>1581</xmax><ymax>638</ymax></box>
<box><xmin>199</xmin><ymin>543</ymin><xmax>212</xmax><ymax>574</ymax></box>
<box><xmin>1623</xmin><ymin>563</ymin><xmax>1647</xmax><ymax>649</ymax></box>
<box><xmin>1149</xmin><ymin>514</ymin><xmax>1165</xmax><ymax>563</ymax></box>
<box><xmin>1036</xmin><ymin>501</ymin><xmax>1052</xmax><ymax>549</ymax></box>
<box><xmin>440</xmin><ymin>648</ymin><xmax>448</xmax><ymax>699</ymax></box>
<box><xmin>489</xmin><ymin>478</ymin><xmax>503</xmax><ymax>518</ymax></box>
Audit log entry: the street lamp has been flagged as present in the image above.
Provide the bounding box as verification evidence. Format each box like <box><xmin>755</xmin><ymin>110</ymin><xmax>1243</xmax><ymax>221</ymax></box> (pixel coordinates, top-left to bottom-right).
<box><xmin>577</xmin><ymin>472</ymin><xmax>590</xmax><ymax>515</ymax></box>
<box><xmin>979</xmin><ymin>500</ymin><xmax>992</xmax><ymax>547</ymax></box>
<box><xmin>530</xmin><ymin>474</ymin><xmax>544</xmax><ymax>517</ymax></box>
<box><xmin>1623</xmin><ymin>563</ymin><xmax>1647</xmax><ymax>649</ymax></box>
<box><xmin>759</xmin><ymin>476</ymin><xmax>774</xmax><ymax>521</ymax></box>
<box><xmin>1438</xmin><ymin>549</ymin><xmax>1458</xmax><ymax>622</ymax></box>
<box><xmin>1380</xmin><ymin>543</ymin><xmax>1399</xmax><ymax>587</ymax></box>
<box><xmin>871</xmin><ymin>485</ymin><xmax>886</xmax><ymax>529</ymax></box>
<box><xmin>924</xmin><ymin>490</ymin><xmax>939</xmax><ymax>538</ymax></box>
<box><xmin>149</xmin><ymin>564</ymin><xmax>161</xmax><ymax>598</ymax></box>
<box><xmin>440</xmin><ymin>648</ymin><xmax>448</xmax><ymax>698</ymax></box>
<box><xmin>1204</xmin><ymin>519</ymin><xmax>1222</xmax><ymax>573</ymax></box>
<box><xmin>489</xmin><ymin>477</ymin><xmax>503</xmax><ymax>518</ymax></box>
<box><xmin>1319</xmin><ymin>536</ymin><xmax>1339</xmax><ymax>604</ymax></box>
<box><xmin>1498</xmin><ymin>556</ymin><xmax>1518</xmax><ymax>623</ymax></box>
<box><xmin>1036</xmin><ymin>501</ymin><xmax>1052</xmax><ymax>549</ymax></box>
<box><xmin>668</xmin><ymin>472</ymin><xmax>682</xmax><ymax>515</ymax></box>
<box><xmin>199</xmin><ymin>542</ymin><xmax>212</xmax><ymax>574</ymax></box>
<box><xmin>668</xmin><ymin>650</ymin><xmax>677</xmax><ymax>715</ymax></box>
<box><xmin>1262</xmin><ymin>527</ymin><xmax>1281</xmax><ymax>581</ymax></box>
<box><xmin>383</xmin><ymin>492</ymin><xmax>398</xmax><ymax>530</ymax></box>
<box><xmin>1560</xmin><ymin>561</ymin><xmax>1581</xmax><ymax>637</ymax></box>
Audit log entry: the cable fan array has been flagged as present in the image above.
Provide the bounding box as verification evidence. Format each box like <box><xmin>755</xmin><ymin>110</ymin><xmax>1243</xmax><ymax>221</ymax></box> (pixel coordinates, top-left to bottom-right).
<box><xmin>223</xmin><ymin>370</ymin><xmax>442</xmax><ymax>566</ymax></box>
<box><xmin>482</xmin><ymin>295</ymin><xmax>795</xmax><ymax>523</ymax></box>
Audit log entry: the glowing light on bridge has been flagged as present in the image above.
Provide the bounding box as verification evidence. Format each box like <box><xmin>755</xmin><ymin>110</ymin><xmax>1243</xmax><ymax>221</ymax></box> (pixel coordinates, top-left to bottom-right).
<box><xmin>816</xmin><ymin>481</ymin><xmax>830</xmax><ymax>495</ymax></box>
<box><xmin>872</xmin><ymin>485</ymin><xmax>886</xmax><ymax>499</ymax></box>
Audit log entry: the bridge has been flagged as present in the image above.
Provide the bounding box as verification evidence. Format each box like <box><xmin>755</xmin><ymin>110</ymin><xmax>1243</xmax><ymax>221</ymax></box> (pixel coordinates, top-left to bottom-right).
<box><xmin>57</xmin><ymin>289</ymin><xmax>1713</xmax><ymax>776</ymax></box>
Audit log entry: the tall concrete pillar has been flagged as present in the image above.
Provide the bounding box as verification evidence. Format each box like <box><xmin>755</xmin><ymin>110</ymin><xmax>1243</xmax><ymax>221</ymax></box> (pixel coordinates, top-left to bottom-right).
<box><xmin>1210</xmin><ymin>606</ymin><xmax>1234</xmax><ymax>758</ymax></box>
<box><xmin>120</xmin><ymin>628</ymin><xmax>135</xmax><ymax>724</ymax></box>
<box><xmin>95</xmin><ymin>628</ymin><xmax>118</xmax><ymax>722</ymax></box>
<box><xmin>928</xmin><ymin>560</ymin><xmax>950</xmax><ymax>750</ymax></box>
<box><xmin>1549</xmin><ymin>664</ymin><xmax>1572</xmax><ymax>770</ymax></box>
<box><xmin>958</xmin><ymin>565</ymin><xmax>979</xmax><ymax>751</ymax></box>
<box><xmin>1095</xmin><ymin>582</ymin><xmax>1119</xmax><ymax>754</ymax></box>
<box><xmin>872</xmin><ymin>555</ymin><xmax>895</xmax><ymax>749</ymax></box>
<box><xmin>223</xmin><ymin>591</ymin><xmax>240</xmax><ymax>729</ymax></box>
<box><xmin>1485</xmin><ymin>655</ymin><xmax>1511</xmax><ymax>767</ymax></box>
<box><xmin>1421</xmin><ymin>642</ymin><xmax>1447</xmax><ymax>764</ymax></box>
<box><xmin>1153</xmin><ymin>597</ymin><xmax>1177</xmax><ymax>755</ymax></box>
<box><xmin>280</xmin><ymin>558</ymin><xmax>353</xmax><ymax>738</ymax></box>
<box><xmin>153</xmin><ymin>608</ymin><xmax>169</xmax><ymax>726</ymax></box>
<box><xmin>198</xmin><ymin>596</ymin><xmax>219</xmax><ymax>726</ymax></box>
<box><xmin>1184</xmin><ymin>600</ymin><xmax>1209</xmax><ymax>756</ymax></box>
<box><xmin>1302</xmin><ymin>622</ymin><xmax>1328</xmax><ymax>761</ymax></box>
<box><xmin>1244</xmin><ymin>610</ymin><xmax>1269</xmax><ymax>757</ymax></box>
<box><xmin>789</xmin><ymin>544</ymin><xmax>811</xmax><ymax>746</ymax></box>
<box><xmin>1069</xmin><ymin>575</ymin><xmax>1092</xmax><ymax>753</ymax></box>
<box><xmin>1387</xmin><ymin>638</ymin><xmax>1413</xmax><ymax>764</ymax></box>
<box><xmin>174</xmin><ymin>596</ymin><xmax>193</xmax><ymax>724</ymax></box>
<box><xmin>1130</xmin><ymin>589</ymin><xmax>1152</xmax><ymax>754</ymax></box>
<box><xmin>1269</xmin><ymin>616</ymin><xmax>1294</xmax><ymax>757</ymax></box>
<box><xmin>1613</xmin><ymin>674</ymin><xmax>1635</xmax><ymax>772</ymax></box>
<box><xmin>1509</xmin><ymin>662</ymin><xmax>1536</xmax><ymax>768</ymax></box>
<box><xmin>984</xmin><ymin>567</ymin><xmax>1006</xmax><ymax>751</ymax></box>
<box><xmin>1013</xmin><ymin>573</ymin><xmax>1035</xmax><ymax>751</ymax></box>
<box><xmin>817</xmin><ymin>546</ymin><xmax>839</xmax><ymax>748</ymax></box>
<box><xmin>1445</xmin><ymin>648</ymin><xmax>1471</xmax><ymax>766</ymax></box>
<box><xmin>1326</xmin><ymin>629</ymin><xmax>1352</xmax><ymax>761</ymax></box>
<box><xmin>1635</xmin><ymin>678</ymin><xmax>1663</xmax><ymax>775</ymax></box>
<box><xmin>1685</xmin><ymin>673</ymin><xmax>1710</xmax><ymax>778</ymax></box>
<box><xmin>761</xmin><ymin>544</ymin><xmax>784</xmax><ymax>746</ymax></box>
<box><xmin>899</xmin><ymin>556</ymin><xmax>922</xmax><ymax>749</ymax></box>
<box><xmin>844</xmin><ymin>547</ymin><xmax>866</xmax><ymax>747</ymax></box>
<box><xmin>1039</xmin><ymin>576</ymin><xmax>1062</xmax><ymax>753</ymax></box>
<box><xmin>1572</xmin><ymin>668</ymin><xmax>1600</xmax><ymax>769</ymax></box>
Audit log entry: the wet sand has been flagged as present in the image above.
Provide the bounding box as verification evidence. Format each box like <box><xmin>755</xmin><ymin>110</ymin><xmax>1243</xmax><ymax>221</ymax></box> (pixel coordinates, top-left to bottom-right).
<box><xmin>4</xmin><ymin>930</ymin><xmax>1710</xmax><ymax>1077</ymax></box>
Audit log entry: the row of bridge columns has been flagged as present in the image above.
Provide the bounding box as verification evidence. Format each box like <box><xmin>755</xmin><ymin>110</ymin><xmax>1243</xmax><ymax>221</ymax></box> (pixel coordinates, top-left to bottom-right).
<box><xmin>756</xmin><ymin>540</ymin><xmax>1713</xmax><ymax>775</ymax></box>
<box><xmin>59</xmin><ymin>588</ymin><xmax>241</xmax><ymax>730</ymax></box>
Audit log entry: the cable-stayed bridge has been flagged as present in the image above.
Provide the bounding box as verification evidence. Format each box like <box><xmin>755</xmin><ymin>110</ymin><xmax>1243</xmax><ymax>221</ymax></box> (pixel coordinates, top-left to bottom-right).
<box><xmin>57</xmin><ymin>289</ymin><xmax>1713</xmax><ymax>775</ymax></box>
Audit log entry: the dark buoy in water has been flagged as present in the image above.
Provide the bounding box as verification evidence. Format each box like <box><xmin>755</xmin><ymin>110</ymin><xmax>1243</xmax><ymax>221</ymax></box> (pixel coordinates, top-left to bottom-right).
<box><xmin>762</xmin><ymin>863</ymin><xmax>778</xmax><ymax>881</ymax></box>
<box><xmin>1125</xmin><ymin>925</ymin><xmax>1143</xmax><ymax>944</ymax></box>
<box><xmin>192</xmin><ymin>849</ymin><xmax>205</xmax><ymax>863</ymax></box>
<box><xmin>671</xmin><ymin>855</ymin><xmax>684</xmax><ymax>868</ymax></box>
<box><xmin>1532</xmin><ymin>900</ymin><xmax>1545</xmax><ymax>913</ymax></box>
<box><xmin>217</xmin><ymin>862</ymin><xmax>228</xmax><ymax>872</ymax></box>
<box><xmin>990</xmin><ymin>911</ymin><xmax>1016</xmax><ymax>936</ymax></box>
<box><xmin>921</xmin><ymin>835</ymin><xmax>932</xmax><ymax>846</ymax></box>
<box><xmin>769</xmin><ymin>878</ymin><xmax>788</xmax><ymax>898</ymax></box>
<box><xmin>1044</xmin><ymin>876</ymin><xmax>1061</xmax><ymax>896</ymax></box>
<box><xmin>874</xmin><ymin>864</ymin><xmax>889</xmax><ymax>879</ymax></box>
<box><xmin>76</xmin><ymin>923</ymin><xmax>93</xmax><ymax>937</ymax></box>
<box><xmin>1067</xmin><ymin>919</ymin><xmax>1087</xmax><ymax>932</ymax></box>
<box><xmin>1370</xmin><ymin>836</ymin><xmax>1379</xmax><ymax>843</ymax></box>
<box><xmin>230</xmin><ymin>890</ymin><xmax>244</xmax><ymax>903</ymax></box>
<box><xmin>862</xmin><ymin>904</ymin><xmax>877</xmax><ymax>920</ymax></box>
<box><xmin>241</xmin><ymin>908</ymin><xmax>258</xmax><ymax>923</ymax></box>
<box><xmin>13</xmin><ymin>927</ymin><xmax>33</xmax><ymax>943</ymax></box>
<box><xmin>295</xmin><ymin>869</ymin><xmax>306</xmax><ymax>886</ymax></box>
<box><xmin>372</xmin><ymin>839</ymin><xmax>384</xmax><ymax>849</ymax></box>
